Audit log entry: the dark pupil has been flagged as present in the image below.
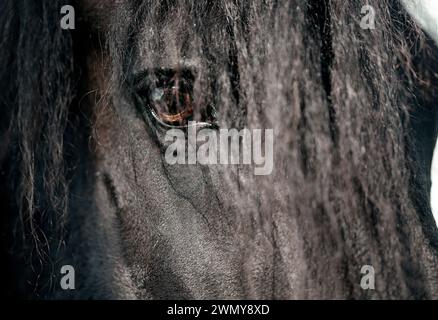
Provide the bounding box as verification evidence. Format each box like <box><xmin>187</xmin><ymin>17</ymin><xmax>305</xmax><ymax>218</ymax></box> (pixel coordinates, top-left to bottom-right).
<box><xmin>150</xmin><ymin>74</ymin><xmax>194</xmax><ymax>126</ymax></box>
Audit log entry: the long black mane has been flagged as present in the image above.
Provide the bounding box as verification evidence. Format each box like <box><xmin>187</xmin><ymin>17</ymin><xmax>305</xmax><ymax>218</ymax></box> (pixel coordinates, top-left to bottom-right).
<box><xmin>0</xmin><ymin>0</ymin><xmax>76</xmax><ymax>296</ymax></box>
<box><xmin>1</xmin><ymin>0</ymin><xmax>438</xmax><ymax>299</ymax></box>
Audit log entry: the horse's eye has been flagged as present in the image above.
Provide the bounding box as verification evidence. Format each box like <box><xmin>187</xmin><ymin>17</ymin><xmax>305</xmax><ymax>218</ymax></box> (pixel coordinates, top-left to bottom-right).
<box><xmin>134</xmin><ymin>69</ymin><xmax>217</xmax><ymax>129</ymax></box>
<box><xmin>148</xmin><ymin>75</ymin><xmax>194</xmax><ymax>127</ymax></box>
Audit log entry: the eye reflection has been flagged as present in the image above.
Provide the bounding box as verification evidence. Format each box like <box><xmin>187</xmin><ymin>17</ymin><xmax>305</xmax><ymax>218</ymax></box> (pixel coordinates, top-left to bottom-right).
<box><xmin>149</xmin><ymin>73</ymin><xmax>194</xmax><ymax>126</ymax></box>
<box><xmin>134</xmin><ymin>68</ymin><xmax>217</xmax><ymax>129</ymax></box>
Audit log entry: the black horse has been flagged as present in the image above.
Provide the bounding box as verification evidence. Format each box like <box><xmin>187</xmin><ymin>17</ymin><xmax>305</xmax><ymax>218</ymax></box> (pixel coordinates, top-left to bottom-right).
<box><xmin>1</xmin><ymin>0</ymin><xmax>438</xmax><ymax>299</ymax></box>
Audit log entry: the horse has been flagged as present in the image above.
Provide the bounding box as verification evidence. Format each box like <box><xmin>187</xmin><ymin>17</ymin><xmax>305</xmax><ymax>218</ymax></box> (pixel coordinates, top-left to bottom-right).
<box><xmin>1</xmin><ymin>0</ymin><xmax>437</xmax><ymax>299</ymax></box>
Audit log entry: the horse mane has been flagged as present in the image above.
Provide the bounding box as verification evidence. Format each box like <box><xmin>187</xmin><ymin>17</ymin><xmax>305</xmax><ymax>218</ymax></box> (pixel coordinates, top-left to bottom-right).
<box><xmin>1</xmin><ymin>0</ymin><xmax>438</xmax><ymax>298</ymax></box>
<box><xmin>0</xmin><ymin>0</ymin><xmax>76</xmax><ymax>294</ymax></box>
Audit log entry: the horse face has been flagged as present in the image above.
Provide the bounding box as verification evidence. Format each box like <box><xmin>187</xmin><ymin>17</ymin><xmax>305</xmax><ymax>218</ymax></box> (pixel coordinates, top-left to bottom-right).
<box><xmin>76</xmin><ymin>0</ymin><xmax>275</xmax><ymax>299</ymax></box>
<box><xmin>60</xmin><ymin>0</ymin><xmax>438</xmax><ymax>299</ymax></box>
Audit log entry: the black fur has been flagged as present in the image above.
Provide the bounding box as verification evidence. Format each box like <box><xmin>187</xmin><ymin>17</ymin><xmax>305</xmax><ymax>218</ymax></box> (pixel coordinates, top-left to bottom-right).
<box><xmin>1</xmin><ymin>0</ymin><xmax>438</xmax><ymax>299</ymax></box>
